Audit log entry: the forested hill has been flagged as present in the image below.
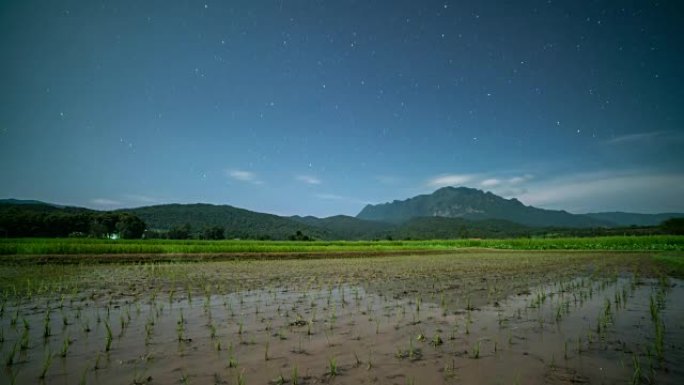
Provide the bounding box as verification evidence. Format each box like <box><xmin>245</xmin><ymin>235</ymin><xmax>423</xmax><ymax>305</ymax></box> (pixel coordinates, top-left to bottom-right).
<box><xmin>125</xmin><ymin>203</ymin><xmax>327</xmax><ymax>240</ymax></box>
<box><xmin>0</xmin><ymin>201</ymin><xmax>145</xmax><ymax>238</ymax></box>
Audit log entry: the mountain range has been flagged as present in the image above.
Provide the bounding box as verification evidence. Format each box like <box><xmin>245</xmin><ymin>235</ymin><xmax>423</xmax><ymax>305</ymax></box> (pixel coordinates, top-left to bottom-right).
<box><xmin>2</xmin><ymin>187</ymin><xmax>683</xmax><ymax>240</ymax></box>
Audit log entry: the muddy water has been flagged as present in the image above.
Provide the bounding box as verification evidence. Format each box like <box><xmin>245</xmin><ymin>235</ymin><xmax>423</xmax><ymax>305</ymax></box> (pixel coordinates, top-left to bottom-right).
<box><xmin>1</xmin><ymin>275</ymin><xmax>682</xmax><ymax>384</ymax></box>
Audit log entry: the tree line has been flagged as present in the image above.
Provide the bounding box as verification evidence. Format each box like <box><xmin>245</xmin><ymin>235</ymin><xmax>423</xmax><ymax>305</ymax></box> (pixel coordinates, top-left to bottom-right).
<box><xmin>144</xmin><ymin>224</ymin><xmax>228</xmax><ymax>240</ymax></box>
<box><xmin>0</xmin><ymin>209</ymin><xmax>146</xmax><ymax>239</ymax></box>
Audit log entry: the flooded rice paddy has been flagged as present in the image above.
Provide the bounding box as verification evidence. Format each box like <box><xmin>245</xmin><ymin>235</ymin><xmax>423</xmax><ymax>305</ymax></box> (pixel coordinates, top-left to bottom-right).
<box><xmin>0</xmin><ymin>251</ymin><xmax>682</xmax><ymax>384</ymax></box>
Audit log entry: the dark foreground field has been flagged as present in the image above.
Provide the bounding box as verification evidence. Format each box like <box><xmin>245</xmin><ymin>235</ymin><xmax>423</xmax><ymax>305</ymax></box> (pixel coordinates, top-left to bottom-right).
<box><xmin>1</xmin><ymin>249</ymin><xmax>683</xmax><ymax>385</ymax></box>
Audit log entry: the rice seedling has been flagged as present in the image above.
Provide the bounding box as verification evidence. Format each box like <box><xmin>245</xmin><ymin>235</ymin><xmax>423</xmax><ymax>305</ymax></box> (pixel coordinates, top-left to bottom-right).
<box><xmin>465</xmin><ymin>296</ymin><xmax>473</xmax><ymax>311</ymax></box>
<box><xmin>631</xmin><ymin>353</ymin><xmax>641</xmax><ymax>385</ymax></box>
<box><xmin>291</xmin><ymin>365</ymin><xmax>299</xmax><ymax>385</ymax></box>
<box><xmin>396</xmin><ymin>337</ymin><xmax>422</xmax><ymax>360</ymax></box>
<box><xmin>236</xmin><ymin>370</ymin><xmax>246</xmax><ymax>385</ymax></box>
<box><xmin>104</xmin><ymin>321</ymin><xmax>113</xmax><ymax>352</ymax></box>
<box><xmin>353</xmin><ymin>351</ymin><xmax>362</xmax><ymax>367</ymax></box>
<box><xmin>327</xmin><ymin>357</ymin><xmax>338</xmax><ymax>376</ymax></box>
<box><xmin>227</xmin><ymin>344</ymin><xmax>238</xmax><ymax>368</ymax></box>
<box><xmin>180</xmin><ymin>371</ymin><xmax>190</xmax><ymax>385</ymax></box>
<box><xmin>4</xmin><ymin>342</ymin><xmax>18</xmax><ymax>367</ymax></box>
<box><xmin>209</xmin><ymin>322</ymin><xmax>217</xmax><ymax>339</ymax></box>
<box><xmin>10</xmin><ymin>308</ymin><xmax>19</xmax><ymax>327</ymax></box>
<box><xmin>176</xmin><ymin>315</ymin><xmax>186</xmax><ymax>342</ymax></box>
<box><xmin>431</xmin><ymin>333</ymin><xmax>443</xmax><ymax>347</ymax></box>
<box><xmin>39</xmin><ymin>347</ymin><xmax>53</xmax><ymax>379</ymax></box>
<box><xmin>577</xmin><ymin>336</ymin><xmax>582</xmax><ymax>354</ymax></box>
<box><xmin>449</xmin><ymin>325</ymin><xmax>458</xmax><ymax>340</ymax></box>
<box><xmin>144</xmin><ymin>320</ymin><xmax>154</xmax><ymax>345</ymax></box>
<box><xmin>654</xmin><ymin>320</ymin><xmax>665</xmax><ymax>362</ymax></box>
<box><xmin>7</xmin><ymin>367</ymin><xmax>19</xmax><ymax>385</ymax></box>
<box><xmin>649</xmin><ymin>294</ymin><xmax>658</xmax><ymax>323</ymax></box>
<box><xmin>472</xmin><ymin>340</ymin><xmax>481</xmax><ymax>359</ymax></box>
<box><xmin>60</xmin><ymin>334</ymin><xmax>70</xmax><ymax>357</ymax></box>
<box><xmin>19</xmin><ymin>329</ymin><xmax>29</xmax><ymax>351</ymax></box>
<box><xmin>119</xmin><ymin>313</ymin><xmax>128</xmax><ymax>338</ymax></box>
<box><xmin>93</xmin><ymin>353</ymin><xmax>103</xmax><ymax>370</ymax></box>
<box><xmin>272</xmin><ymin>373</ymin><xmax>286</xmax><ymax>385</ymax></box>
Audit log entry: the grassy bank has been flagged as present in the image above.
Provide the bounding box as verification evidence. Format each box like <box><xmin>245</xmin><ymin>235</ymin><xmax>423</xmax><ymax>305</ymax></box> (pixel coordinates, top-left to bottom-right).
<box><xmin>0</xmin><ymin>235</ymin><xmax>682</xmax><ymax>256</ymax></box>
<box><xmin>653</xmin><ymin>253</ymin><xmax>684</xmax><ymax>277</ymax></box>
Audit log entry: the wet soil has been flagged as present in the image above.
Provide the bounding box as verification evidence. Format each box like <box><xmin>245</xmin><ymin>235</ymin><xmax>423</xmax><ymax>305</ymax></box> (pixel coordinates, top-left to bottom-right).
<box><xmin>0</xmin><ymin>252</ymin><xmax>681</xmax><ymax>384</ymax></box>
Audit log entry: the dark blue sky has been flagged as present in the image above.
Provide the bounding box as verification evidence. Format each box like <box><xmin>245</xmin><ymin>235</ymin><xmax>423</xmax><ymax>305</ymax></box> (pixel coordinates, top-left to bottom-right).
<box><xmin>2</xmin><ymin>1</ymin><xmax>683</xmax><ymax>216</ymax></box>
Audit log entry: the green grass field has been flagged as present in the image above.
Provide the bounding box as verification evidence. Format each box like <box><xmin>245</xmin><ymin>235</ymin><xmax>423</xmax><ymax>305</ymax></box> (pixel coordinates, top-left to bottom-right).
<box><xmin>0</xmin><ymin>235</ymin><xmax>683</xmax><ymax>255</ymax></box>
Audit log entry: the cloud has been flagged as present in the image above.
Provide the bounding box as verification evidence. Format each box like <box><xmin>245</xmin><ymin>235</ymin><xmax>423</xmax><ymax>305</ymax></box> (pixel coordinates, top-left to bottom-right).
<box><xmin>508</xmin><ymin>174</ymin><xmax>533</xmax><ymax>185</ymax></box>
<box><xmin>426</xmin><ymin>174</ymin><xmax>475</xmax><ymax>188</ymax></box>
<box><xmin>424</xmin><ymin>173</ymin><xmax>535</xmax><ymax>197</ymax></box>
<box><xmin>517</xmin><ymin>171</ymin><xmax>684</xmax><ymax>213</ymax></box>
<box><xmin>123</xmin><ymin>194</ymin><xmax>160</xmax><ymax>204</ymax></box>
<box><xmin>476</xmin><ymin>174</ymin><xmax>533</xmax><ymax>197</ymax></box>
<box><xmin>315</xmin><ymin>193</ymin><xmax>345</xmax><ymax>200</ymax></box>
<box><xmin>314</xmin><ymin>193</ymin><xmax>372</xmax><ymax>205</ymax></box>
<box><xmin>226</xmin><ymin>169</ymin><xmax>263</xmax><ymax>184</ymax></box>
<box><xmin>606</xmin><ymin>131</ymin><xmax>673</xmax><ymax>145</ymax></box>
<box><xmin>296</xmin><ymin>175</ymin><xmax>321</xmax><ymax>185</ymax></box>
<box><xmin>90</xmin><ymin>198</ymin><xmax>121</xmax><ymax>206</ymax></box>
<box><xmin>480</xmin><ymin>178</ymin><xmax>501</xmax><ymax>187</ymax></box>
<box><xmin>476</xmin><ymin>174</ymin><xmax>532</xmax><ymax>197</ymax></box>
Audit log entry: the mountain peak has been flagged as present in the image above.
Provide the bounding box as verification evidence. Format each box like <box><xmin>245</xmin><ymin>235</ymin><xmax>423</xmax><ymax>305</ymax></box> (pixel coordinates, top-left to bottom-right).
<box><xmin>434</xmin><ymin>186</ymin><xmax>482</xmax><ymax>194</ymax></box>
<box><xmin>356</xmin><ymin>186</ymin><xmax>609</xmax><ymax>228</ymax></box>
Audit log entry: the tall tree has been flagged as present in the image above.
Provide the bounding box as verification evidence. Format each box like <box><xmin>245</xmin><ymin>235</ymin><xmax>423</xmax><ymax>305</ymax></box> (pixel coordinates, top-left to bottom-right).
<box><xmin>115</xmin><ymin>213</ymin><xmax>147</xmax><ymax>239</ymax></box>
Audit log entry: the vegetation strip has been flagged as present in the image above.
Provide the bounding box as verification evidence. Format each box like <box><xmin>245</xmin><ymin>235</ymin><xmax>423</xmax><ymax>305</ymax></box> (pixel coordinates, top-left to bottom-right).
<box><xmin>1</xmin><ymin>235</ymin><xmax>682</xmax><ymax>256</ymax></box>
<box><xmin>0</xmin><ymin>249</ymin><xmax>461</xmax><ymax>264</ymax></box>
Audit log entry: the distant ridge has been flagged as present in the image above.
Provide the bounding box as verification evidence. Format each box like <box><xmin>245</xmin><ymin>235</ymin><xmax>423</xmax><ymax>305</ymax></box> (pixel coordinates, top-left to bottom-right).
<box><xmin>290</xmin><ymin>215</ymin><xmax>395</xmax><ymax>240</ymax></box>
<box><xmin>3</xmin><ymin>188</ymin><xmax>683</xmax><ymax>239</ymax></box>
<box><xmin>585</xmin><ymin>212</ymin><xmax>684</xmax><ymax>227</ymax></box>
<box><xmin>0</xmin><ymin>198</ymin><xmax>62</xmax><ymax>207</ymax></box>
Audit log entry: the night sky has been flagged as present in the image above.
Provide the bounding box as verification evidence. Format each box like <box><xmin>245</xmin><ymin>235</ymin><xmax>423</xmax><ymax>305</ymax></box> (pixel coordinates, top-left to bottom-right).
<box><xmin>1</xmin><ymin>1</ymin><xmax>683</xmax><ymax>217</ymax></box>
